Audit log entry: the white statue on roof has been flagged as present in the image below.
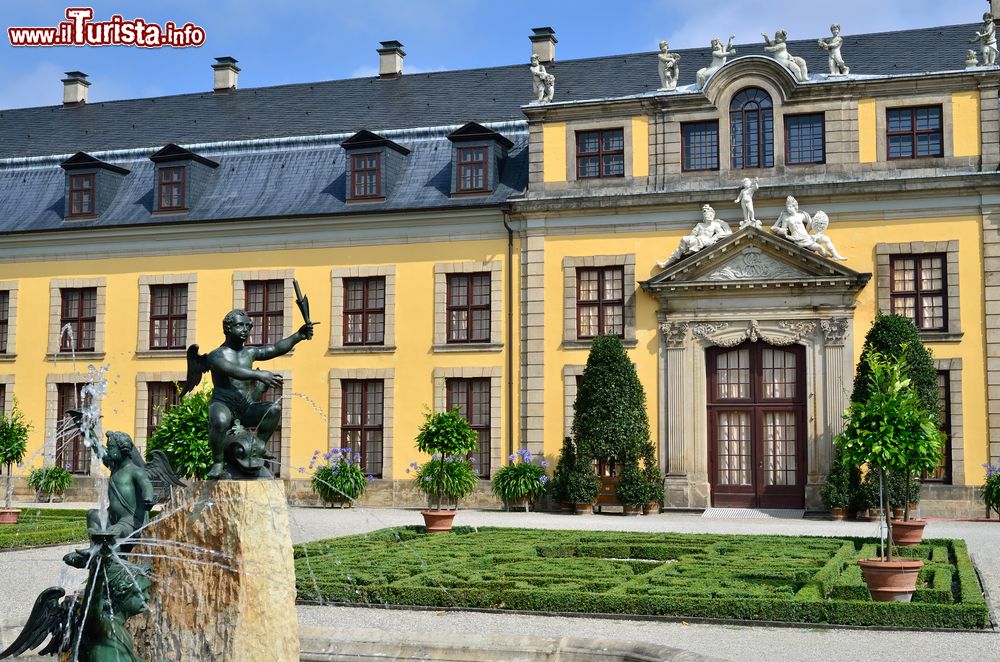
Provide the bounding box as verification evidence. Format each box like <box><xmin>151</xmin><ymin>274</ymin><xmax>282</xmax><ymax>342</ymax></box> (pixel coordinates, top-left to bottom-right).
<box><xmin>817</xmin><ymin>24</ymin><xmax>850</xmax><ymax>75</ymax></box>
<box><xmin>762</xmin><ymin>29</ymin><xmax>809</xmax><ymax>82</ymax></box>
<box><xmin>770</xmin><ymin>196</ymin><xmax>846</xmax><ymax>260</ymax></box>
<box><xmin>657</xmin><ymin>41</ymin><xmax>681</xmax><ymax>91</ymax></box>
<box><xmin>970</xmin><ymin>12</ymin><xmax>998</xmax><ymax>67</ymax></box>
<box><xmin>695</xmin><ymin>36</ymin><xmax>736</xmax><ymax>91</ymax></box>
<box><xmin>530</xmin><ymin>54</ymin><xmax>555</xmax><ymax>103</ymax></box>
<box><xmin>967</xmin><ymin>49</ymin><xmax>981</xmax><ymax>69</ymax></box>
<box><xmin>657</xmin><ymin>204</ymin><xmax>733</xmax><ymax>267</ymax></box>
<box><xmin>734</xmin><ymin>177</ymin><xmax>760</xmax><ymax>229</ymax></box>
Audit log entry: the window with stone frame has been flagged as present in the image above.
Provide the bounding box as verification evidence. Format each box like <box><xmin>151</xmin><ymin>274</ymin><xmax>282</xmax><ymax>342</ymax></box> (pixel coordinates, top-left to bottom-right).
<box><xmin>157</xmin><ymin>166</ymin><xmax>186</xmax><ymax>210</ymax></box>
<box><xmin>446</xmin><ymin>272</ymin><xmax>491</xmax><ymax>343</ymax></box>
<box><xmin>576</xmin><ymin>266</ymin><xmax>624</xmax><ymax>339</ymax></box>
<box><xmin>784</xmin><ymin>113</ymin><xmax>825</xmax><ymax>165</ymax></box>
<box><xmin>351</xmin><ymin>153</ymin><xmax>381</xmax><ymax>199</ymax></box>
<box><xmin>681</xmin><ymin>121</ymin><xmax>720</xmax><ymax>172</ymax></box>
<box><xmin>343</xmin><ymin>277</ymin><xmax>385</xmax><ymax>346</ymax></box>
<box><xmin>0</xmin><ymin>290</ymin><xmax>8</xmax><ymax>354</ymax></box>
<box><xmin>68</xmin><ymin>173</ymin><xmax>95</xmax><ymax>216</ymax></box>
<box><xmin>456</xmin><ymin>146</ymin><xmax>489</xmax><ymax>193</ymax></box>
<box><xmin>149</xmin><ymin>284</ymin><xmax>188</xmax><ymax>350</ymax></box>
<box><xmin>575</xmin><ymin>129</ymin><xmax>625</xmax><ymax>179</ymax></box>
<box><xmin>56</xmin><ymin>383</ymin><xmax>91</xmax><ymax>474</ymax></box>
<box><xmin>244</xmin><ymin>279</ymin><xmax>284</xmax><ymax>346</ymax></box>
<box><xmin>924</xmin><ymin>370</ymin><xmax>952</xmax><ymax>483</ymax></box>
<box><xmin>146</xmin><ymin>381</ymin><xmax>180</xmax><ymax>445</ymax></box>
<box><xmin>263</xmin><ymin>383</ymin><xmax>283</xmax><ymax>477</ymax></box>
<box><xmin>730</xmin><ymin>87</ymin><xmax>774</xmax><ymax>169</ymax></box>
<box><xmin>60</xmin><ymin>287</ymin><xmax>97</xmax><ymax>352</ymax></box>
<box><xmin>889</xmin><ymin>254</ymin><xmax>947</xmax><ymax>331</ymax></box>
<box><xmin>341</xmin><ymin>379</ymin><xmax>384</xmax><ymax>477</ymax></box>
<box><xmin>886</xmin><ymin>105</ymin><xmax>943</xmax><ymax>160</ymax></box>
<box><xmin>446</xmin><ymin>377</ymin><xmax>491</xmax><ymax>478</ymax></box>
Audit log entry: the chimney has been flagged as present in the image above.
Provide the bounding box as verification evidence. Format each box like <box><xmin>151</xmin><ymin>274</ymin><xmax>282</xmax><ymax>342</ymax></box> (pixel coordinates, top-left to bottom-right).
<box><xmin>61</xmin><ymin>71</ymin><xmax>90</xmax><ymax>105</ymax></box>
<box><xmin>212</xmin><ymin>56</ymin><xmax>240</xmax><ymax>93</ymax></box>
<box><xmin>529</xmin><ymin>27</ymin><xmax>557</xmax><ymax>63</ymax></box>
<box><xmin>378</xmin><ymin>41</ymin><xmax>405</xmax><ymax>78</ymax></box>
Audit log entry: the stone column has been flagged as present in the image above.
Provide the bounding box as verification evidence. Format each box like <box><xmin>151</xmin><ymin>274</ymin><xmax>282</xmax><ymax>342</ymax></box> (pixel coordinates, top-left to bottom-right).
<box><xmin>984</xmin><ymin>206</ymin><xmax>1000</xmax><ymax>464</ymax></box>
<box><xmin>820</xmin><ymin>318</ymin><xmax>851</xmax><ymax>474</ymax></box>
<box><xmin>520</xmin><ymin>224</ymin><xmax>546</xmax><ymax>456</ymax></box>
<box><xmin>659</xmin><ymin>320</ymin><xmax>689</xmax><ymax>476</ymax></box>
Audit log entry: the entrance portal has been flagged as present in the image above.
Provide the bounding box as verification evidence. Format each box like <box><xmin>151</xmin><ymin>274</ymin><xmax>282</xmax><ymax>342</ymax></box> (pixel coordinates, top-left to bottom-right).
<box><xmin>707</xmin><ymin>342</ymin><xmax>806</xmax><ymax>508</ymax></box>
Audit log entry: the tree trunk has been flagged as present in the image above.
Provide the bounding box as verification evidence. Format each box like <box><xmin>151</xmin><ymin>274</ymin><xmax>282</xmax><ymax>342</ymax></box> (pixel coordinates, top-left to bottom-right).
<box><xmin>3</xmin><ymin>464</ymin><xmax>12</xmax><ymax>510</ymax></box>
<box><xmin>903</xmin><ymin>470</ymin><xmax>912</xmax><ymax>522</ymax></box>
<box><xmin>882</xmin><ymin>469</ymin><xmax>893</xmax><ymax>562</ymax></box>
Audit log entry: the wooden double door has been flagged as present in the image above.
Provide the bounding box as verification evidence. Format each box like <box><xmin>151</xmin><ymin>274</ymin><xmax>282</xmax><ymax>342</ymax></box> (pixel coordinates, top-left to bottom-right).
<box><xmin>707</xmin><ymin>342</ymin><xmax>806</xmax><ymax>509</ymax></box>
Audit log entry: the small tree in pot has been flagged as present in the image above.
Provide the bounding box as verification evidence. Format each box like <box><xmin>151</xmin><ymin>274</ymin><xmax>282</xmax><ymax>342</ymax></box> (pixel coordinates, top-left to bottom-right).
<box><xmin>414</xmin><ymin>407</ymin><xmax>479</xmax><ymax>532</ymax></box>
<box><xmin>0</xmin><ymin>398</ymin><xmax>32</xmax><ymax>523</ymax></box>
<box><xmin>820</xmin><ymin>448</ymin><xmax>852</xmax><ymax>519</ymax></box>
<box><xmin>615</xmin><ymin>461</ymin><xmax>646</xmax><ymax>516</ymax></box>
<box><xmin>835</xmin><ymin>347</ymin><xmax>943</xmax><ymax>601</ymax></box>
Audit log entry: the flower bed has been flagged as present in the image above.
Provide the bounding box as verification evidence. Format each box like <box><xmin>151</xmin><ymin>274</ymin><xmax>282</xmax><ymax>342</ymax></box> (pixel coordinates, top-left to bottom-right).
<box><xmin>0</xmin><ymin>508</ymin><xmax>89</xmax><ymax>549</ymax></box>
<box><xmin>294</xmin><ymin>528</ymin><xmax>990</xmax><ymax>629</ymax></box>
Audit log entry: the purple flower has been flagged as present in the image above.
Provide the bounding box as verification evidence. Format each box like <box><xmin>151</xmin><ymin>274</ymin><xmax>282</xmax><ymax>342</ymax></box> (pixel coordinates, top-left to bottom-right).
<box><xmin>424</xmin><ymin>476</ymin><xmax>432</xmax><ymax>482</ymax></box>
<box><xmin>432</xmin><ymin>453</ymin><xmax>441</xmax><ymax>461</ymax></box>
<box><xmin>297</xmin><ymin>467</ymin><xmax>306</xmax><ymax>474</ymax></box>
<box><xmin>539</xmin><ymin>475</ymin><xmax>549</xmax><ymax>484</ymax></box>
<box><xmin>508</xmin><ymin>454</ymin><xmax>516</xmax><ymax>462</ymax></box>
<box><xmin>354</xmin><ymin>453</ymin><xmax>362</xmax><ymax>463</ymax></box>
<box><xmin>367</xmin><ymin>475</ymin><xmax>375</xmax><ymax>483</ymax></box>
<box><xmin>405</xmin><ymin>468</ymin><xmax>411</xmax><ymax>474</ymax></box>
<box><xmin>540</xmin><ymin>460</ymin><xmax>549</xmax><ymax>468</ymax></box>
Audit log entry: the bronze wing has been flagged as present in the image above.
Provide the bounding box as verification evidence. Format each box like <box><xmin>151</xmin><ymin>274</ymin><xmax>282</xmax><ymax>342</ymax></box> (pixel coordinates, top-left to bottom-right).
<box><xmin>180</xmin><ymin>344</ymin><xmax>210</xmax><ymax>397</ymax></box>
<box><xmin>0</xmin><ymin>587</ymin><xmax>76</xmax><ymax>658</ymax></box>
<box><xmin>144</xmin><ymin>449</ymin><xmax>187</xmax><ymax>504</ymax></box>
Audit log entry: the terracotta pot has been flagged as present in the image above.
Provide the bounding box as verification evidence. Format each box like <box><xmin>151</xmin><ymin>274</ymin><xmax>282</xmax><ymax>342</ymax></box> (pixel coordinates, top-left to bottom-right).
<box><xmin>0</xmin><ymin>509</ymin><xmax>20</xmax><ymax>525</ymax></box>
<box><xmin>858</xmin><ymin>558</ymin><xmax>924</xmax><ymax>602</ymax></box>
<box><xmin>420</xmin><ymin>509</ymin><xmax>457</xmax><ymax>533</ymax></box>
<box><xmin>830</xmin><ymin>507</ymin><xmax>847</xmax><ymax>521</ymax></box>
<box><xmin>643</xmin><ymin>503</ymin><xmax>660</xmax><ymax>515</ymax></box>
<box><xmin>559</xmin><ymin>501</ymin><xmax>573</xmax><ymax>513</ymax></box>
<box><xmin>574</xmin><ymin>502</ymin><xmax>594</xmax><ymax>515</ymax></box>
<box><xmin>623</xmin><ymin>504</ymin><xmax>642</xmax><ymax>517</ymax></box>
<box><xmin>892</xmin><ymin>507</ymin><xmax>904</xmax><ymax>519</ymax></box>
<box><xmin>508</xmin><ymin>497</ymin><xmax>533</xmax><ymax>512</ymax></box>
<box><xmin>891</xmin><ymin>519</ymin><xmax>927</xmax><ymax>546</ymax></box>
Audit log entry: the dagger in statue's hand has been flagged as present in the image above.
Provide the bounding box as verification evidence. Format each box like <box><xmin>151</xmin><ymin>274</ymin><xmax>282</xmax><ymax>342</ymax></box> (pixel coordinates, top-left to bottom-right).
<box><xmin>292</xmin><ymin>279</ymin><xmax>318</xmax><ymax>328</ymax></box>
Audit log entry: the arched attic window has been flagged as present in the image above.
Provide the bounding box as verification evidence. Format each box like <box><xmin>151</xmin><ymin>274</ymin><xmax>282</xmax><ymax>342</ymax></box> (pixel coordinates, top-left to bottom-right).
<box><xmin>730</xmin><ymin>87</ymin><xmax>774</xmax><ymax>169</ymax></box>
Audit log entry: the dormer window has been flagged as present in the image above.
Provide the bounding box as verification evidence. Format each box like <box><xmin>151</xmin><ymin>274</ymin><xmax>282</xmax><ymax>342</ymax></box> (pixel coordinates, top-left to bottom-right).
<box><xmin>456</xmin><ymin>147</ymin><xmax>488</xmax><ymax>193</ymax></box>
<box><xmin>351</xmin><ymin>153</ymin><xmax>381</xmax><ymax>199</ymax></box>
<box><xmin>446</xmin><ymin>121</ymin><xmax>513</xmax><ymax>196</ymax></box>
<box><xmin>68</xmin><ymin>174</ymin><xmax>95</xmax><ymax>216</ymax></box>
<box><xmin>158</xmin><ymin>166</ymin><xmax>186</xmax><ymax>210</ymax></box>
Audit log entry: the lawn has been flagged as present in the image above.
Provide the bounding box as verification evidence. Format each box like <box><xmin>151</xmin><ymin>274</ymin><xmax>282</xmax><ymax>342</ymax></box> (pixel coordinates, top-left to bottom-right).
<box><xmin>0</xmin><ymin>508</ymin><xmax>89</xmax><ymax>550</ymax></box>
<box><xmin>294</xmin><ymin>527</ymin><xmax>991</xmax><ymax>629</ymax></box>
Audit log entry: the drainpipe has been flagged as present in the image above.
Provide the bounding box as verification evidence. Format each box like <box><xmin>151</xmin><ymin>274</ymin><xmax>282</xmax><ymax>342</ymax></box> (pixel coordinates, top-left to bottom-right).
<box><xmin>502</xmin><ymin>205</ymin><xmax>515</xmax><ymax>460</ymax></box>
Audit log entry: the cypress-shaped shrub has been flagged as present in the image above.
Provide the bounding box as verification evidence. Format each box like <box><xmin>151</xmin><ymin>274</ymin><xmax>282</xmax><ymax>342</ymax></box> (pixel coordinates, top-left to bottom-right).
<box><xmin>852</xmin><ymin>312</ymin><xmax>938</xmax><ymax>414</ymax></box>
<box><xmin>572</xmin><ymin>335</ymin><xmax>652</xmax><ymax>464</ymax></box>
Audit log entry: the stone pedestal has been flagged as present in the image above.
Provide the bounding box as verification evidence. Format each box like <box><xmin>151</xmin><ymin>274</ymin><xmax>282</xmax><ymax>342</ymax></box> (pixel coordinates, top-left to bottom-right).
<box><xmin>128</xmin><ymin>480</ymin><xmax>300</xmax><ymax>661</ymax></box>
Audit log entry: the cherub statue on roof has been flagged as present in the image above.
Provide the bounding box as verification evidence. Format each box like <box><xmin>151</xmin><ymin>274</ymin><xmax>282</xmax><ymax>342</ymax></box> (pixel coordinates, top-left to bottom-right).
<box><xmin>762</xmin><ymin>29</ymin><xmax>809</xmax><ymax>82</ymax></box>
<box><xmin>657</xmin><ymin>204</ymin><xmax>732</xmax><ymax>267</ymax></box>
<box><xmin>770</xmin><ymin>196</ymin><xmax>846</xmax><ymax>260</ymax></box>
<box><xmin>818</xmin><ymin>24</ymin><xmax>850</xmax><ymax>75</ymax></box>
<box><xmin>657</xmin><ymin>41</ymin><xmax>681</xmax><ymax>91</ymax></box>
<box><xmin>696</xmin><ymin>36</ymin><xmax>736</xmax><ymax>90</ymax></box>
<box><xmin>530</xmin><ymin>54</ymin><xmax>555</xmax><ymax>103</ymax></box>
<box><xmin>970</xmin><ymin>12</ymin><xmax>998</xmax><ymax>67</ymax></box>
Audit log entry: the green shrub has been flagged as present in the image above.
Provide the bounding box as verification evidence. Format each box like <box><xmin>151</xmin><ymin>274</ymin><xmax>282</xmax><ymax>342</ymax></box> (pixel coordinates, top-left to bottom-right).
<box><xmin>147</xmin><ymin>385</ymin><xmax>211</xmax><ymax>480</ymax></box>
<box><xmin>572</xmin><ymin>335</ymin><xmax>652</xmax><ymax>464</ymax></box>
<box><xmin>413</xmin><ymin>408</ymin><xmax>479</xmax><ymax>510</ymax></box>
<box><xmin>311</xmin><ymin>448</ymin><xmax>370</xmax><ymax>504</ymax></box>
<box><xmin>563</xmin><ymin>462</ymin><xmax>600</xmax><ymax>504</ymax></box>
<box><xmin>550</xmin><ymin>437</ymin><xmax>576</xmax><ymax>503</ymax></box>
<box><xmin>820</xmin><ymin>448</ymin><xmax>852</xmax><ymax>510</ymax></box>
<box><xmin>0</xmin><ymin>397</ymin><xmax>31</xmax><ymax>510</ymax></box>
<box><xmin>643</xmin><ymin>463</ymin><xmax>664</xmax><ymax>506</ymax></box>
<box><xmin>411</xmin><ymin>457</ymin><xmax>478</xmax><ymax>509</ymax></box>
<box><xmin>26</xmin><ymin>466</ymin><xmax>73</xmax><ymax>501</ymax></box>
<box><xmin>491</xmin><ymin>449</ymin><xmax>547</xmax><ymax>507</ymax></box>
<box><xmin>615</xmin><ymin>461</ymin><xmax>647</xmax><ymax>507</ymax></box>
<box><xmin>983</xmin><ymin>464</ymin><xmax>1000</xmax><ymax>518</ymax></box>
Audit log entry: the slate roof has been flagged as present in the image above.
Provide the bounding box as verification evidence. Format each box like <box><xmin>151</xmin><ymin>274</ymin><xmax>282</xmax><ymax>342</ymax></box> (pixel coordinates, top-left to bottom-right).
<box><xmin>0</xmin><ymin>22</ymin><xmax>980</xmax><ymax>161</ymax></box>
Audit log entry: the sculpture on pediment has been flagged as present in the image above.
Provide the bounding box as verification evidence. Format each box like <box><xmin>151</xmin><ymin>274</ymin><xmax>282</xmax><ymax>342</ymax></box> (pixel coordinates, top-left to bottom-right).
<box><xmin>966</xmin><ymin>49</ymin><xmax>981</xmax><ymax>68</ymax></box>
<box><xmin>657</xmin><ymin>204</ymin><xmax>732</xmax><ymax>267</ymax></box>
<box><xmin>695</xmin><ymin>36</ymin><xmax>736</xmax><ymax>90</ymax></box>
<box><xmin>734</xmin><ymin>177</ymin><xmax>760</xmax><ymax>229</ymax></box>
<box><xmin>762</xmin><ymin>29</ymin><xmax>809</xmax><ymax>82</ymax></box>
<box><xmin>970</xmin><ymin>13</ymin><xmax>998</xmax><ymax>67</ymax></box>
<box><xmin>818</xmin><ymin>24</ymin><xmax>850</xmax><ymax>75</ymax></box>
<box><xmin>657</xmin><ymin>41</ymin><xmax>681</xmax><ymax>91</ymax></box>
<box><xmin>530</xmin><ymin>54</ymin><xmax>556</xmax><ymax>103</ymax></box>
<box><xmin>770</xmin><ymin>196</ymin><xmax>846</xmax><ymax>260</ymax></box>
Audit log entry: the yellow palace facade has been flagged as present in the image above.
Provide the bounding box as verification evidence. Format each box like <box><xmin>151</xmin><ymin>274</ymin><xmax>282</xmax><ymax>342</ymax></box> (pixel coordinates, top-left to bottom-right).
<box><xmin>1</xmin><ymin>21</ymin><xmax>998</xmax><ymax>514</ymax></box>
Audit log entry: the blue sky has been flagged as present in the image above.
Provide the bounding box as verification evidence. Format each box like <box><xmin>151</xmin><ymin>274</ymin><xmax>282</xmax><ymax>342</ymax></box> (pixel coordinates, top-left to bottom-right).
<box><xmin>0</xmin><ymin>1</ymin><xmax>983</xmax><ymax>110</ymax></box>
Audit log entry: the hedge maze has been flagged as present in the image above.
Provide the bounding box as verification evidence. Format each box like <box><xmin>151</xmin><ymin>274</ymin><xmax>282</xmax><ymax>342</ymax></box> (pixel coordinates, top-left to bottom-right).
<box><xmin>0</xmin><ymin>508</ymin><xmax>89</xmax><ymax>549</ymax></box>
<box><xmin>294</xmin><ymin>527</ymin><xmax>991</xmax><ymax>629</ymax></box>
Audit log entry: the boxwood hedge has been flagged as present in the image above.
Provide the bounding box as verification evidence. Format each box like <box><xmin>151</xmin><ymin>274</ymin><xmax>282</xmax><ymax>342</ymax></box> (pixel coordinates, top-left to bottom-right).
<box><xmin>294</xmin><ymin>527</ymin><xmax>991</xmax><ymax>629</ymax></box>
<box><xmin>0</xmin><ymin>508</ymin><xmax>89</xmax><ymax>549</ymax></box>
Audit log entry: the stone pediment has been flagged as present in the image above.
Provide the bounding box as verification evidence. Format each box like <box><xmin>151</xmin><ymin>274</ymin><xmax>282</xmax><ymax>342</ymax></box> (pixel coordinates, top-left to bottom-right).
<box><xmin>641</xmin><ymin>227</ymin><xmax>870</xmax><ymax>295</ymax></box>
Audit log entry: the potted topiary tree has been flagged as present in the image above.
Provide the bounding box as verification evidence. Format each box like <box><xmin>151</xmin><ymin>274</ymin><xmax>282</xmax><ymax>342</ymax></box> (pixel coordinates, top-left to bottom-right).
<box><xmin>836</xmin><ymin>347</ymin><xmax>944</xmax><ymax>602</ymax></box>
<box><xmin>564</xmin><ymin>457</ymin><xmax>601</xmax><ymax>515</ymax></box>
<box><xmin>642</xmin><ymin>463</ymin><xmax>664</xmax><ymax>515</ymax></box>
<box><xmin>0</xmin><ymin>398</ymin><xmax>32</xmax><ymax>524</ymax></box>
<box><xmin>550</xmin><ymin>437</ymin><xmax>577</xmax><ymax>512</ymax></box>
<box><xmin>615</xmin><ymin>461</ymin><xmax>646</xmax><ymax>516</ymax></box>
<box><xmin>414</xmin><ymin>407</ymin><xmax>479</xmax><ymax>533</ymax></box>
<box><xmin>573</xmin><ymin>335</ymin><xmax>656</xmax><ymax>513</ymax></box>
<box><xmin>820</xmin><ymin>448</ymin><xmax>852</xmax><ymax>520</ymax></box>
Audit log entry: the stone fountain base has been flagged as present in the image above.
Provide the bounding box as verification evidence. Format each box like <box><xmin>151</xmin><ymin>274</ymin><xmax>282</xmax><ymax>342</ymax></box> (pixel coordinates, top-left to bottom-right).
<box><xmin>128</xmin><ymin>480</ymin><xmax>300</xmax><ymax>661</ymax></box>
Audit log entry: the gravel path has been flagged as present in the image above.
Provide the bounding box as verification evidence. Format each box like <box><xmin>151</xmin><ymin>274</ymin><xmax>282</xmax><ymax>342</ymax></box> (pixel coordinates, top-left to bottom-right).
<box><xmin>2</xmin><ymin>504</ymin><xmax>998</xmax><ymax>661</ymax></box>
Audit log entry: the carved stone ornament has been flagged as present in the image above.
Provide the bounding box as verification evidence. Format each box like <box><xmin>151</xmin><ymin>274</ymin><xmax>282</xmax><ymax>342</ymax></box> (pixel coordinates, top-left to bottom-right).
<box><xmin>701</xmin><ymin>247</ymin><xmax>805</xmax><ymax>281</ymax></box>
<box><xmin>657</xmin><ymin>204</ymin><xmax>733</xmax><ymax>268</ymax></box>
<box><xmin>530</xmin><ymin>54</ymin><xmax>555</xmax><ymax>103</ymax></box>
<box><xmin>817</xmin><ymin>24</ymin><xmax>850</xmax><ymax>75</ymax></box>
<box><xmin>770</xmin><ymin>197</ymin><xmax>847</xmax><ymax>261</ymax></box>
<box><xmin>820</xmin><ymin>318</ymin><xmax>850</xmax><ymax>346</ymax></box>
<box><xmin>762</xmin><ymin>29</ymin><xmax>809</xmax><ymax>82</ymax></box>
<box><xmin>695</xmin><ymin>36</ymin><xmax>736</xmax><ymax>90</ymax></box>
<box><xmin>690</xmin><ymin>319</ymin><xmax>816</xmax><ymax>347</ymax></box>
<box><xmin>657</xmin><ymin>41</ymin><xmax>681</xmax><ymax>91</ymax></box>
<box><xmin>658</xmin><ymin>320</ymin><xmax>689</xmax><ymax>347</ymax></box>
